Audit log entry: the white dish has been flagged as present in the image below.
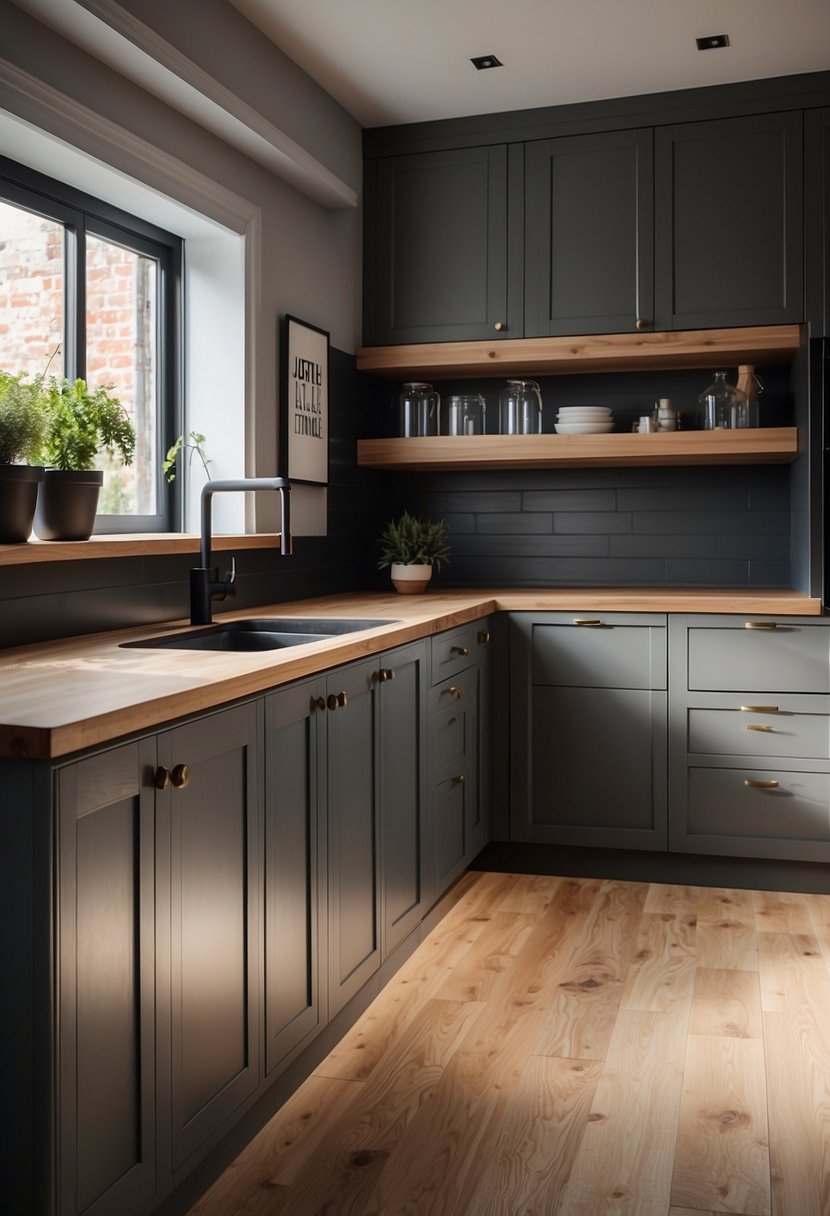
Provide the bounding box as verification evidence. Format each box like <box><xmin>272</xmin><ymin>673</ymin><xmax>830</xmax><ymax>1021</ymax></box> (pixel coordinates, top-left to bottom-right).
<box><xmin>554</xmin><ymin>421</ymin><xmax>615</xmax><ymax>435</ymax></box>
<box><xmin>556</xmin><ymin>411</ymin><xmax>613</xmax><ymax>421</ymax></box>
<box><xmin>557</xmin><ymin>408</ymin><xmax>612</xmax><ymax>417</ymax></box>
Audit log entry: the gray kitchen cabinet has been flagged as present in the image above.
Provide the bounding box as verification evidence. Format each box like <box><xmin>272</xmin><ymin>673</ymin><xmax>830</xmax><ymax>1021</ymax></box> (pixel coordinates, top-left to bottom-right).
<box><xmin>510</xmin><ymin>612</ymin><xmax>668</xmax><ymax>849</ymax></box>
<box><xmin>654</xmin><ymin>112</ymin><xmax>803</xmax><ymax>330</ymax></box>
<box><xmin>425</xmin><ymin>620</ymin><xmax>492</xmax><ymax>906</ymax></box>
<box><xmin>155</xmin><ymin>702</ymin><xmax>261</xmax><ymax>1181</ymax></box>
<box><xmin>56</xmin><ymin>740</ymin><xmax>157</xmax><ymax>1216</ymax></box>
<box><xmin>524</xmin><ymin>129</ymin><xmax>654</xmax><ymax>337</ymax></box>
<box><xmin>806</xmin><ymin>106</ymin><xmax>830</xmax><ymax>337</ymax></box>
<box><xmin>263</xmin><ymin>678</ymin><xmax>327</xmax><ymax>1078</ymax></box>
<box><xmin>362</xmin><ymin>144</ymin><xmax>520</xmax><ymax>345</ymax></box>
<box><xmin>669</xmin><ymin>615</ymin><xmax>830</xmax><ymax>861</ymax></box>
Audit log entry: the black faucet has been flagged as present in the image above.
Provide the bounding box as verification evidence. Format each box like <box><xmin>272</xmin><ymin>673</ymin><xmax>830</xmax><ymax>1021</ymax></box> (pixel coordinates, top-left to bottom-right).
<box><xmin>190</xmin><ymin>477</ymin><xmax>292</xmax><ymax>625</ymax></box>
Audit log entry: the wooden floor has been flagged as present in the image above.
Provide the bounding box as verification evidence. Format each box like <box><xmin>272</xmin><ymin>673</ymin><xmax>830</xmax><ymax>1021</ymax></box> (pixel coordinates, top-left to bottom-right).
<box><xmin>189</xmin><ymin>872</ymin><xmax>830</xmax><ymax>1215</ymax></box>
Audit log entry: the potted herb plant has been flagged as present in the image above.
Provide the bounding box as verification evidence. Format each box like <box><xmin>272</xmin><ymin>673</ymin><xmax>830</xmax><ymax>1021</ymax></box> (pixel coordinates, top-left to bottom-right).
<box><xmin>378</xmin><ymin>509</ymin><xmax>450</xmax><ymax>593</ymax></box>
<box><xmin>33</xmin><ymin>377</ymin><xmax>135</xmax><ymax>541</ymax></box>
<box><xmin>0</xmin><ymin>371</ymin><xmax>47</xmax><ymax>543</ymax></box>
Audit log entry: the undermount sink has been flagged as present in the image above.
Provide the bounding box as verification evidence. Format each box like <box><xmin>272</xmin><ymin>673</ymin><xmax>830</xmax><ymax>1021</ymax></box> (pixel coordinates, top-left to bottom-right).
<box><xmin>121</xmin><ymin>618</ymin><xmax>399</xmax><ymax>653</ymax></box>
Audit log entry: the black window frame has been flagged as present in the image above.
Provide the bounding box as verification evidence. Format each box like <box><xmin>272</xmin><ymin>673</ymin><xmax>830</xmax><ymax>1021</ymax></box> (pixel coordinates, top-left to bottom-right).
<box><xmin>0</xmin><ymin>154</ymin><xmax>183</xmax><ymax>532</ymax></box>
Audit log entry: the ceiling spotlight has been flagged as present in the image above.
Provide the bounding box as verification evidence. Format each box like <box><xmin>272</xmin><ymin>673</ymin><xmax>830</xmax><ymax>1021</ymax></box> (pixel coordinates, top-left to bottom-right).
<box><xmin>696</xmin><ymin>34</ymin><xmax>730</xmax><ymax>50</ymax></box>
<box><xmin>471</xmin><ymin>54</ymin><xmax>503</xmax><ymax>70</ymax></box>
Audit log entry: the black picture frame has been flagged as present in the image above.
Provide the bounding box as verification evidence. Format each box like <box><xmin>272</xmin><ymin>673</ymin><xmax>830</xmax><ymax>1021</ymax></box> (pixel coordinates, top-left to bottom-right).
<box><xmin>279</xmin><ymin>314</ymin><xmax>329</xmax><ymax>485</ymax></box>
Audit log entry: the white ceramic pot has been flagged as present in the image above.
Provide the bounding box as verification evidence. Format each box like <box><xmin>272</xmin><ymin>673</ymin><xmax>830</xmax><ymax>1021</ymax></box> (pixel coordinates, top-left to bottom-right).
<box><xmin>390</xmin><ymin>562</ymin><xmax>432</xmax><ymax>594</ymax></box>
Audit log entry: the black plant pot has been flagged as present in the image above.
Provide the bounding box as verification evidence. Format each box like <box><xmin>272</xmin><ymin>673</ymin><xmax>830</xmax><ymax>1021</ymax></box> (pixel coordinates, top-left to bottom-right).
<box><xmin>0</xmin><ymin>464</ymin><xmax>44</xmax><ymax>543</ymax></box>
<box><xmin>34</xmin><ymin>469</ymin><xmax>104</xmax><ymax>541</ymax></box>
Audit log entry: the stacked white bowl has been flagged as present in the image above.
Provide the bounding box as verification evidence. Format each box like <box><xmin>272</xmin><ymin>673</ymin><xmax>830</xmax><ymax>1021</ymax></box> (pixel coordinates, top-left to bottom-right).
<box><xmin>554</xmin><ymin>405</ymin><xmax>614</xmax><ymax>435</ymax></box>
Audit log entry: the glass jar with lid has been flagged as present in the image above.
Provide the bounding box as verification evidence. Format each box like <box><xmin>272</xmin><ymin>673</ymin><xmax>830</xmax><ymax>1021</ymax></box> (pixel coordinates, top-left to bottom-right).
<box><xmin>398</xmin><ymin>382</ymin><xmax>439</xmax><ymax>437</ymax></box>
<box><xmin>697</xmin><ymin>371</ymin><xmax>747</xmax><ymax>430</ymax></box>
<box><xmin>499</xmin><ymin>379</ymin><xmax>542</xmax><ymax>434</ymax></box>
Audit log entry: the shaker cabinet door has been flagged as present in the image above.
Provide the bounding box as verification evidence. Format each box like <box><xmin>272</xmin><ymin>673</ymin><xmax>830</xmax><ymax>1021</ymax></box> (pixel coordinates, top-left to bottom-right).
<box><xmin>524</xmin><ymin>128</ymin><xmax>654</xmax><ymax>336</ymax></box>
<box><xmin>806</xmin><ymin>106</ymin><xmax>830</xmax><ymax>336</ymax></box>
<box><xmin>654</xmin><ymin>111</ymin><xmax>803</xmax><ymax>330</ymax></box>
<box><xmin>364</xmin><ymin>144</ymin><xmax>515</xmax><ymax>345</ymax></box>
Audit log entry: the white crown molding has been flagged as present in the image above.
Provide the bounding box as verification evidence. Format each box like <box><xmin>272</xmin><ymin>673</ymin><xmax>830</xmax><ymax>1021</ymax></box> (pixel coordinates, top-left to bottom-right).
<box><xmin>10</xmin><ymin>0</ymin><xmax>358</xmax><ymax>210</ymax></box>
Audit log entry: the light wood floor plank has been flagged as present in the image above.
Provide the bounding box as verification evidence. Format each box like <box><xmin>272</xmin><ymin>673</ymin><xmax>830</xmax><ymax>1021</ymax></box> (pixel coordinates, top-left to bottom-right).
<box><xmin>432</xmin><ymin>908</ymin><xmax>540</xmax><ymax>1002</ymax></box>
<box><xmin>689</xmin><ymin>967</ymin><xmax>763</xmax><ymax>1039</ymax></box>
<box><xmin>643</xmin><ymin>882</ymin><xmax>699</xmax><ymax>916</ymax></box>
<box><xmin>464</xmin><ymin>1055</ymin><xmax>603</xmax><ymax>1216</ymax></box>
<box><xmin>670</xmin><ymin>1035</ymin><xmax>770</xmax><ymax>1215</ymax></box>
<box><xmin>757</xmin><ymin>931</ymin><xmax>826</xmax><ymax>1014</ymax></box>
<box><xmin>697</xmin><ymin>887</ymin><xmax>757</xmax><ymax>922</ymax></box>
<box><xmin>620</xmin><ymin>910</ymin><xmax>697</xmax><ymax>1013</ymax></box>
<box><xmin>696</xmin><ymin>912</ymin><xmax>760</xmax><ymax>973</ymax></box>
<box><xmin>535</xmin><ymin>880</ymin><xmax>649</xmax><ymax>1061</ymax></box>
<box><xmin>556</xmin><ymin>1008</ymin><xmax>689</xmax><ymax>1215</ymax></box>
<box><xmin>753</xmin><ymin>889</ymin><xmax>813</xmax><ymax>934</ymax></box>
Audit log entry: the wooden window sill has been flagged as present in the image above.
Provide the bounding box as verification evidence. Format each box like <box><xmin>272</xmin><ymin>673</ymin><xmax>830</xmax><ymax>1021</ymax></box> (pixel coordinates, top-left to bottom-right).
<box><xmin>0</xmin><ymin>533</ymin><xmax>282</xmax><ymax>567</ymax></box>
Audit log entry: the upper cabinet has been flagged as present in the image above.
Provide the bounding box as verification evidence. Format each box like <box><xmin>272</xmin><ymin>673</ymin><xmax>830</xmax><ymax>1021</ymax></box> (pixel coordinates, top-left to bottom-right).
<box><xmin>524</xmin><ymin>128</ymin><xmax>654</xmax><ymax>337</ymax></box>
<box><xmin>806</xmin><ymin>107</ymin><xmax>830</xmax><ymax>337</ymax></box>
<box><xmin>363</xmin><ymin>108</ymin><xmax>806</xmax><ymax>348</ymax></box>
<box><xmin>363</xmin><ymin>145</ymin><xmax>521</xmax><ymax>345</ymax></box>
<box><xmin>654</xmin><ymin>112</ymin><xmax>804</xmax><ymax>331</ymax></box>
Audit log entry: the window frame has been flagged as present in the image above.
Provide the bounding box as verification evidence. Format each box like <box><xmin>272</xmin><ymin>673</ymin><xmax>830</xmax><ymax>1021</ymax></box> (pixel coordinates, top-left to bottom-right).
<box><xmin>0</xmin><ymin>154</ymin><xmax>183</xmax><ymax>533</ymax></box>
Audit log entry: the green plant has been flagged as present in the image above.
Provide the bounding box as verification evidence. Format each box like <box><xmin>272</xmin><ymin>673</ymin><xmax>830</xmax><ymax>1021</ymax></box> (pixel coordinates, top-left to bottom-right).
<box><xmin>35</xmin><ymin>377</ymin><xmax>135</xmax><ymax>471</ymax></box>
<box><xmin>0</xmin><ymin>371</ymin><xmax>48</xmax><ymax>464</ymax></box>
<box><xmin>378</xmin><ymin>510</ymin><xmax>450</xmax><ymax>571</ymax></box>
<box><xmin>163</xmin><ymin>431</ymin><xmax>211</xmax><ymax>483</ymax></box>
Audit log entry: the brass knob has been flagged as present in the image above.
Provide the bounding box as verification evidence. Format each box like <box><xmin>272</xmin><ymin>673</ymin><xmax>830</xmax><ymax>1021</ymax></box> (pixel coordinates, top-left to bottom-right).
<box><xmin>744</xmin><ymin>778</ymin><xmax>780</xmax><ymax>790</ymax></box>
<box><xmin>452</xmin><ymin>774</ymin><xmax>465</xmax><ymax>785</ymax></box>
<box><xmin>384</xmin><ymin>668</ymin><xmax>395</xmax><ymax>682</ymax></box>
<box><xmin>310</xmin><ymin>695</ymin><xmax>326</xmax><ymax>712</ymax></box>
<box><xmin>328</xmin><ymin>691</ymin><xmax>348</xmax><ymax>710</ymax></box>
<box><xmin>371</xmin><ymin>670</ymin><xmax>383</xmax><ymax>685</ymax></box>
<box><xmin>493</xmin><ymin>321</ymin><xmax>506</xmax><ymax>332</ymax></box>
<box><xmin>154</xmin><ymin>766</ymin><xmax>171</xmax><ymax>790</ymax></box>
<box><xmin>338</xmin><ymin>691</ymin><xmax>348</xmax><ymax>708</ymax></box>
<box><xmin>635</xmin><ymin>318</ymin><xmax>650</xmax><ymax>330</ymax></box>
<box><xmin>745</xmin><ymin>621</ymin><xmax>778</xmax><ymax>629</ymax></box>
<box><xmin>171</xmin><ymin>763</ymin><xmax>191</xmax><ymax>790</ymax></box>
<box><xmin>450</xmin><ymin>646</ymin><xmax>469</xmax><ymax>656</ymax></box>
<box><xmin>477</xmin><ymin>630</ymin><xmax>491</xmax><ymax>645</ymax></box>
<box><xmin>444</xmin><ymin>686</ymin><xmax>463</xmax><ymax>700</ymax></box>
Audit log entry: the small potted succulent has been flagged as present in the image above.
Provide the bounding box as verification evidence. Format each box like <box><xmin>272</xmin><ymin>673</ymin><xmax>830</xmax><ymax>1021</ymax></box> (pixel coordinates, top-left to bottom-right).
<box><xmin>378</xmin><ymin>509</ymin><xmax>450</xmax><ymax>593</ymax></box>
<box><xmin>0</xmin><ymin>371</ymin><xmax>48</xmax><ymax>543</ymax></box>
<box><xmin>33</xmin><ymin>377</ymin><xmax>135</xmax><ymax>541</ymax></box>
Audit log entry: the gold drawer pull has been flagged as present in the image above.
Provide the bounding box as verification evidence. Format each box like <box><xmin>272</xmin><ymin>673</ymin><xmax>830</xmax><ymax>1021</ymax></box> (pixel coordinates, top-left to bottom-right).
<box><xmin>740</xmin><ymin>705</ymin><xmax>780</xmax><ymax>714</ymax></box>
<box><xmin>443</xmin><ymin>685</ymin><xmax>463</xmax><ymax>700</ymax></box>
<box><xmin>744</xmin><ymin>778</ymin><xmax>780</xmax><ymax>790</ymax></box>
<box><xmin>450</xmin><ymin>645</ymin><xmax>470</xmax><ymax>656</ymax></box>
<box><xmin>746</xmin><ymin>724</ymin><xmax>774</xmax><ymax>733</ymax></box>
<box><xmin>477</xmin><ymin>630</ymin><xmax>491</xmax><ymax>645</ymax></box>
<box><xmin>572</xmin><ymin>618</ymin><xmax>602</xmax><ymax>626</ymax></box>
<box><xmin>744</xmin><ymin>621</ymin><xmax>778</xmax><ymax>629</ymax></box>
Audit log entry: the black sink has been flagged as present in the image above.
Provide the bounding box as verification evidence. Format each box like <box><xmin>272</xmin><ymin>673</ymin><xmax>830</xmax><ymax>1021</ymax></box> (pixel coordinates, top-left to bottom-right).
<box><xmin>122</xmin><ymin>617</ymin><xmax>399</xmax><ymax>652</ymax></box>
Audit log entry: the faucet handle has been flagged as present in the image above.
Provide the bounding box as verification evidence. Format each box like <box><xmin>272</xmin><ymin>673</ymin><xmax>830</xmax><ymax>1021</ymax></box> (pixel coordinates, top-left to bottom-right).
<box><xmin>221</xmin><ymin>555</ymin><xmax>237</xmax><ymax>598</ymax></box>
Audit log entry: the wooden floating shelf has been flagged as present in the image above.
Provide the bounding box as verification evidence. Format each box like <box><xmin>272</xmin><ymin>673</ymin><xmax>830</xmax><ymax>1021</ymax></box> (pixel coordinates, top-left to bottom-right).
<box><xmin>356</xmin><ymin>428</ymin><xmax>799</xmax><ymax>471</ymax></box>
<box><xmin>356</xmin><ymin>324</ymin><xmax>803</xmax><ymax>380</ymax></box>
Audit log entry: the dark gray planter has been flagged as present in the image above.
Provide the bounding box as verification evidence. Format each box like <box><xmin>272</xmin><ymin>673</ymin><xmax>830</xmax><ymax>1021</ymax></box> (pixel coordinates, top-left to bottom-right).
<box><xmin>34</xmin><ymin>469</ymin><xmax>104</xmax><ymax>541</ymax></box>
<box><xmin>0</xmin><ymin>464</ymin><xmax>44</xmax><ymax>543</ymax></box>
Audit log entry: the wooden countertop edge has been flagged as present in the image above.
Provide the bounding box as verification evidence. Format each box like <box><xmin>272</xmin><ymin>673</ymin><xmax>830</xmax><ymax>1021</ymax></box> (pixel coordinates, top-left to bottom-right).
<box><xmin>0</xmin><ymin>588</ymin><xmax>822</xmax><ymax>761</ymax></box>
<box><xmin>0</xmin><ymin>533</ymin><xmax>283</xmax><ymax>566</ymax></box>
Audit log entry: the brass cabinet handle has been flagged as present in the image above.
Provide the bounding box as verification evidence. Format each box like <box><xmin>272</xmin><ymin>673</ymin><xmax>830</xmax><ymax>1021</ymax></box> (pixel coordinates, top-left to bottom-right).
<box><xmin>171</xmin><ymin>763</ymin><xmax>191</xmax><ymax>790</ymax></box>
<box><xmin>744</xmin><ymin>621</ymin><xmax>778</xmax><ymax>629</ymax></box>
<box><xmin>635</xmin><ymin>318</ymin><xmax>650</xmax><ymax>330</ymax></box>
<box><xmin>746</xmin><ymin>724</ymin><xmax>774</xmax><ymax>732</ymax></box>
<box><xmin>493</xmin><ymin>321</ymin><xmax>506</xmax><ymax>332</ymax></box>
<box><xmin>573</xmin><ymin>618</ymin><xmax>602</xmax><ymax>626</ymax></box>
<box><xmin>744</xmin><ymin>778</ymin><xmax>780</xmax><ymax>790</ymax></box>
<box><xmin>384</xmin><ymin>668</ymin><xmax>395</xmax><ymax>682</ymax></box>
<box><xmin>154</xmin><ymin>766</ymin><xmax>171</xmax><ymax>790</ymax></box>
<box><xmin>372</xmin><ymin>668</ymin><xmax>396</xmax><ymax>685</ymax></box>
<box><xmin>450</xmin><ymin>645</ymin><xmax>470</xmax><ymax>656</ymax></box>
<box><xmin>452</xmin><ymin>774</ymin><xmax>465</xmax><ymax>785</ymax></box>
<box><xmin>327</xmin><ymin>691</ymin><xmax>348</xmax><ymax>711</ymax></box>
<box><xmin>478</xmin><ymin>630</ymin><xmax>491</xmax><ymax>645</ymax></box>
<box><xmin>371</xmin><ymin>670</ymin><xmax>383</xmax><ymax>685</ymax></box>
<box><xmin>443</xmin><ymin>686</ymin><xmax>463</xmax><ymax>700</ymax></box>
<box><xmin>310</xmin><ymin>695</ymin><xmax>326</xmax><ymax>712</ymax></box>
<box><xmin>740</xmin><ymin>705</ymin><xmax>780</xmax><ymax>714</ymax></box>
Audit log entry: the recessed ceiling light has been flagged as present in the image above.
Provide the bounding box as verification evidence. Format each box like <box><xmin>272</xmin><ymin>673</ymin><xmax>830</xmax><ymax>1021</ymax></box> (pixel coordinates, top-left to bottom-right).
<box><xmin>471</xmin><ymin>55</ymin><xmax>503</xmax><ymax>71</ymax></box>
<box><xmin>696</xmin><ymin>34</ymin><xmax>730</xmax><ymax>50</ymax></box>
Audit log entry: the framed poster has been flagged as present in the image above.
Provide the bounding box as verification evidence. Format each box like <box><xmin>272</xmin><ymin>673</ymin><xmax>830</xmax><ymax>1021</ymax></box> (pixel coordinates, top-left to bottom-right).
<box><xmin>280</xmin><ymin>314</ymin><xmax>329</xmax><ymax>485</ymax></box>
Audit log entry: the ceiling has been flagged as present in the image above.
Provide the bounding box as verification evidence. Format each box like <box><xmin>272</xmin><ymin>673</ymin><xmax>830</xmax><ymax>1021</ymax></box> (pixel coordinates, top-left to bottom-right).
<box><xmin>230</xmin><ymin>0</ymin><xmax>830</xmax><ymax>128</ymax></box>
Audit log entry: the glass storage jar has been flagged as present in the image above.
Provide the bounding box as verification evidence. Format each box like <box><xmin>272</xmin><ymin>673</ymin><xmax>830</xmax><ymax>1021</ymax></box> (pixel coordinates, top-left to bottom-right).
<box><xmin>697</xmin><ymin>371</ymin><xmax>747</xmax><ymax>430</ymax></box>
<box><xmin>398</xmin><ymin>382</ymin><xmax>439</xmax><ymax>437</ymax></box>
<box><xmin>445</xmin><ymin>394</ymin><xmax>486</xmax><ymax>435</ymax></box>
<box><xmin>499</xmin><ymin>379</ymin><xmax>543</xmax><ymax>434</ymax></box>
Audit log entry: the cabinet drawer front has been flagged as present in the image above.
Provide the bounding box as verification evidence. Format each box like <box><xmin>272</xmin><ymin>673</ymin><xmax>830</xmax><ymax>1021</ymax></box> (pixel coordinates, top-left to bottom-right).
<box><xmin>688</xmin><ymin>767</ymin><xmax>830</xmax><ymax>842</ymax></box>
<box><xmin>531</xmin><ymin>622</ymin><xmax>665</xmax><ymax>689</ymax></box>
<box><xmin>431</xmin><ymin>702</ymin><xmax>470</xmax><ymax>772</ymax></box>
<box><xmin>687</xmin><ymin>624</ymin><xmax>830</xmax><ymax>694</ymax></box>
<box><xmin>432</xmin><ymin>622</ymin><xmax>481</xmax><ymax>684</ymax></box>
<box><xmin>688</xmin><ymin>708</ymin><xmax>830</xmax><ymax>760</ymax></box>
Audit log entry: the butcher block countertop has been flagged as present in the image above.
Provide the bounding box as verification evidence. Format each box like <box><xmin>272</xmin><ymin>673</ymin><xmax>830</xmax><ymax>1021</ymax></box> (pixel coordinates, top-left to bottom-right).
<box><xmin>0</xmin><ymin>587</ymin><xmax>822</xmax><ymax>761</ymax></box>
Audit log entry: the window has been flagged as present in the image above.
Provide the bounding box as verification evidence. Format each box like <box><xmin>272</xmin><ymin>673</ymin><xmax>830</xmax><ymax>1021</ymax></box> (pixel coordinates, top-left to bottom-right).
<box><xmin>0</xmin><ymin>156</ymin><xmax>181</xmax><ymax>531</ymax></box>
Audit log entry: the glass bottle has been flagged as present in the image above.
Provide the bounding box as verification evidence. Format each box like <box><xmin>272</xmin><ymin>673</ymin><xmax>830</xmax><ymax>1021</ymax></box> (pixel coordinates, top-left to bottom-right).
<box><xmin>398</xmin><ymin>382</ymin><xmax>439</xmax><ymax>437</ymax></box>
<box><xmin>735</xmin><ymin>365</ymin><xmax>763</xmax><ymax>428</ymax></box>
<box><xmin>697</xmin><ymin>371</ymin><xmax>747</xmax><ymax>430</ymax></box>
<box><xmin>498</xmin><ymin>380</ymin><xmax>543</xmax><ymax>434</ymax></box>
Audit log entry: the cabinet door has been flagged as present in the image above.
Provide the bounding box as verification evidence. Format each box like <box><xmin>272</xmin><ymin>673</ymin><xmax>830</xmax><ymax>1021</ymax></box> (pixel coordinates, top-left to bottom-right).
<box><xmin>57</xmin><ymin>740</ymin><xmax>156</xmax><ymax>1216</ymax></box>
<box><xmin>655</xmin><ymin>112</ymin><xmax>803</xmax><ymax>329</ymax></box>
<box><xmin>427</xmin><ymin>665</ymin><xmax>478</xmax><ymax>903</ymax></box>
<box><xmin>806</xmin><ymin>107</ymin><xmax>830</xmax><ymax>337</ymax></box>
<box><xmin>379</xmin><ymin>640</ymin><xmax>427</xmax><ymax>957</ymax></box>
<box><xmin>157</xmin><ymin>702</ymin><xmax>261</xmax><ymax>1178</ymax></box>
<box><xmin>263</xmin><ymin>679</ymin><xmax>326</xmax><ymax>1077</ymax></box>
<box><xmin>327</xmin><ymin>659</ymin><xmax>380</xmax><ymax>1015</ymax></box>
<box><xmin>525</xmin><ymin>129</ymin><xmax>654</xmax><ymax>336</ymax></box>
<box><xmin>364</xmin><ymin>145</ymin><xmax>514</xmax><ymax>344</ymax></box>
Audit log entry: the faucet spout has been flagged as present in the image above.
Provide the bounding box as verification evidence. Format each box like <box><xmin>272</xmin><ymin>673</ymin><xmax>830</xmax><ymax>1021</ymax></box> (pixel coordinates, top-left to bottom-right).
<box><xmin>191</xmin><ymin>477</ymin><xmax>292</xmax><ymax>625</ymax></box>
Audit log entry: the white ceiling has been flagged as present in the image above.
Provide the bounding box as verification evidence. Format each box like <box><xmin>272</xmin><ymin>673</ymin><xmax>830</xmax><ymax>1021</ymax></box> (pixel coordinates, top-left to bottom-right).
<box><xmin>230</xmin><ymin>0</ymin><xmax>830</xmax><ymax>127</ymax></box>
